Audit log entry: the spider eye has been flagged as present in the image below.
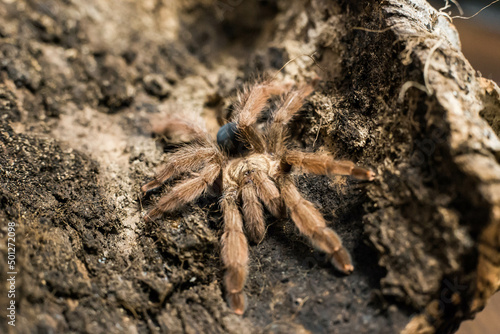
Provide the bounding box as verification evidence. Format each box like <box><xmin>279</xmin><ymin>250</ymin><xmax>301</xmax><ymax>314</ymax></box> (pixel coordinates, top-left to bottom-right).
<box><xmin>217</xmin><ymin>122</ymin><xmax>247</xmax><ymax>156</ymax></box>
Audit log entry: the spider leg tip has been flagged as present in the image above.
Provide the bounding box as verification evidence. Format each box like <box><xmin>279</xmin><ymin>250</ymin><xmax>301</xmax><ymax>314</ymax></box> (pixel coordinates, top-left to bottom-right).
<box><xmin>352</xmin><ymin>167</ymin><xmax>376</xmax><ymax>181</ymax></box>
<box><xmin>343</xmin><ymin>264</ymin><xmax>354</xmax><ymax>274</ymax></box>
<box><xmin>330</xmin><ymin>250</ymin><xmax>354</xmax><ymax>274</ymax></box>
<box><xmin>234</xmin><ymin>308</ymin><xmax>245</xmax><ymax>316</ymax></box>
<box><xmin>227</xmin><ymin>291</ymin><xmax>247</xmax><ymax>315</ymax></box>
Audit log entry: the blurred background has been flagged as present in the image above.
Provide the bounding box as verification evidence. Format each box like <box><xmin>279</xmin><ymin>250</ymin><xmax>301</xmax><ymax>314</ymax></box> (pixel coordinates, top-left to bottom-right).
<box><xmin>428</xmin><ymin>1</ymin><xmax>500</xmax><ymax>333</ymax></box>
<box><xmin>430</xmin><ymin>0</ymin><xmax>500</xmax><ymax>84</ymax></box>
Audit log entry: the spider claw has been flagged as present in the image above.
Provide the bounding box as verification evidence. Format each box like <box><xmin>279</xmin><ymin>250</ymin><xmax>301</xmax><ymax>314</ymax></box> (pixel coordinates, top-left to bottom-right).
<box><xmin>343</xmin><ymin>264</ymin><xmax>354</xmax><ymax>274</ymax></box>
<box><xmin>246</xmin><ymin>228</ymin><xmax>265</xmax><ymax>245</ymax></box>
<box><xmin>226</xmin><ymin>291</ymin><xmax>246</xmax><ymax>315</ymax></box>
<box><xmin>141</xmin><ymin>179</ymin><xmax>162</xmax><ymax>197</ymax></box>
<box><xmin>352</xmin><ymin>167</ymin><xmax>376</xmax><ymax>181</ymax></box>
<box><xmin>329</xmin><ymin>247</ymin><xmax>354</xmax><ymax>275</ymax></box>
<box><xmin>366</xmin><ymin>170</ymin><xmax>376</xmax><ymax>181</ymax></box>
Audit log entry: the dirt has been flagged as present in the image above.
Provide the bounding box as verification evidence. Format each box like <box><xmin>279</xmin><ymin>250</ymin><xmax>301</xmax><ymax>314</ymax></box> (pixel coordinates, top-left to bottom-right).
<box><xmin>1</xmin><ymin>0</ymin><xmax>499</xmax><ymax>333</ymax></box>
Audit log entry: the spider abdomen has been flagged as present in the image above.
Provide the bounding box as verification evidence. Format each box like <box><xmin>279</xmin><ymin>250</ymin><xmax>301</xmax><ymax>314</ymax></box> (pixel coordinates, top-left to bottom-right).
<box><xmin>216</xmin><ymin>122</ymin><xmax>248</xmax><ymax>156</ymax></box>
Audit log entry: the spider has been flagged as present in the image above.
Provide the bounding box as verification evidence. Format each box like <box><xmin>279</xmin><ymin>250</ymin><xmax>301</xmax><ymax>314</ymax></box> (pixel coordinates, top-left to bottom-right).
<box><xmin>141</xmin><ymin>80</ymin><xmax>375</xmax><ymax>315</ymax></box>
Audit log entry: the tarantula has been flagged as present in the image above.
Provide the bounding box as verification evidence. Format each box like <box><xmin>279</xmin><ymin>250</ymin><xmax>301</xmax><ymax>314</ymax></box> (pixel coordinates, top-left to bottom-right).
<box><xmin>141</xmin><ymin>80</ymin><xmax>375</xmax><ymax>315</ymax></box>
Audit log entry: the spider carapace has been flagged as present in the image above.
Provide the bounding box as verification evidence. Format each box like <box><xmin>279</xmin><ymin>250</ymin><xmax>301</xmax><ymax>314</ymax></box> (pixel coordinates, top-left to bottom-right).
<box><xmin>141</xmin><ymin>80</ymin><xmax>375</xmax><ymax>315</ymax></box>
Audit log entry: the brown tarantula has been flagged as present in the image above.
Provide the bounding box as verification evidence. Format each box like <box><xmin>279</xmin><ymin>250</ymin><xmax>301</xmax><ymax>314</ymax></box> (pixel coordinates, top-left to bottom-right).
<box><xmin>141</xmin><ymin>80</ymin><xmax>375</xmax><ymax>315</ymax></box>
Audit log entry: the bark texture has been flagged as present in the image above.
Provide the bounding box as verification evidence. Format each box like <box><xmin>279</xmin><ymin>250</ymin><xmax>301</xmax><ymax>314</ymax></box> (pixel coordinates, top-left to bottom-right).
<box><xmin>0</xmin><ymin>0</ymin><xmax>499</xmax><ymax>333</ymax></box>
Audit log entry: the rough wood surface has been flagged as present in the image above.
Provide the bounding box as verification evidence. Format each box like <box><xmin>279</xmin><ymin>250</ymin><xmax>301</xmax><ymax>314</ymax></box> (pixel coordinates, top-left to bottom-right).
<box><xmin>0</xmin><ymin>0</ymin><xmax>499</xmax><ymax>333</ymax></box>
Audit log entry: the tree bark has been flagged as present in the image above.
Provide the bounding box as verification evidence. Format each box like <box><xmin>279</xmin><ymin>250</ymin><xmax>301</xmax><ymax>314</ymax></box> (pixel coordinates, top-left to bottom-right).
<box><xmin>1</xmin><ymin>0</ymin><xmax>499</xmax><ymax>333</ymax></box>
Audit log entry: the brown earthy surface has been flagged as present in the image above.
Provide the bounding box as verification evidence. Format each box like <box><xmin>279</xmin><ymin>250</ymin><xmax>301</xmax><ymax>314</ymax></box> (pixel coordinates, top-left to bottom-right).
<box><xmin>0</xmin><ymin>1</ymin><xmax>499</xmax><ymax>333</ymax></box>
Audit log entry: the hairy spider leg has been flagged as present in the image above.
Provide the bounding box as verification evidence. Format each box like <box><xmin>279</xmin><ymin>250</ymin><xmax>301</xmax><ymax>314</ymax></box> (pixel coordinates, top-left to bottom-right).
<box><xmin>145</xmin><ymin>162</ymin><xmax>221</xmax><ymax>221</ymax></box>
<box><xmin>234</xmin><ymin>81</ymin><xmax>291</xmax><ymax>153</ymax></box>
<box><xmin>284</xmin><ymin>150</ymin><xmax>375</xmax><ymax>181</ymax></box>
<box><xmin>220</xmin><ymin>184</ymin><xmax>248</xmax><ymax>315</ymax></box>
<box><xmin>240</xmin><ymin>174</ymin><xmax>266</xmax><ymax>244</ymax></box>
<box><xmin>236</xmin><ymin>81</ymin><xmax>291</xmax><ymax>128</ymax></box>
<box><xmin>141</xmin><ymin>144</ymin><xmax>221</xmax><ymax>194</ymax></box>
<box><xmin>267</xmin><ymin>84</ymin><xmax>315</xmax><ymax>155</ymax></box>
<box><xmin>238</xmin><ymin>155</ymin><xmax>284</xmax><ymax>243</ymax></box>
<box><xmin>278</xmin><ymin>176</ymin><xmax>354</xmax><ymax>274</ymax></box>
<box><xmin>251</xmin><ymin>170</ymin><xmax>283</xmax><ymax>218</ymax></box>
<box><xmin>152</xmin><ymin>114</ymin><xmax>211</xmax><ymax>143</ymax></box>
